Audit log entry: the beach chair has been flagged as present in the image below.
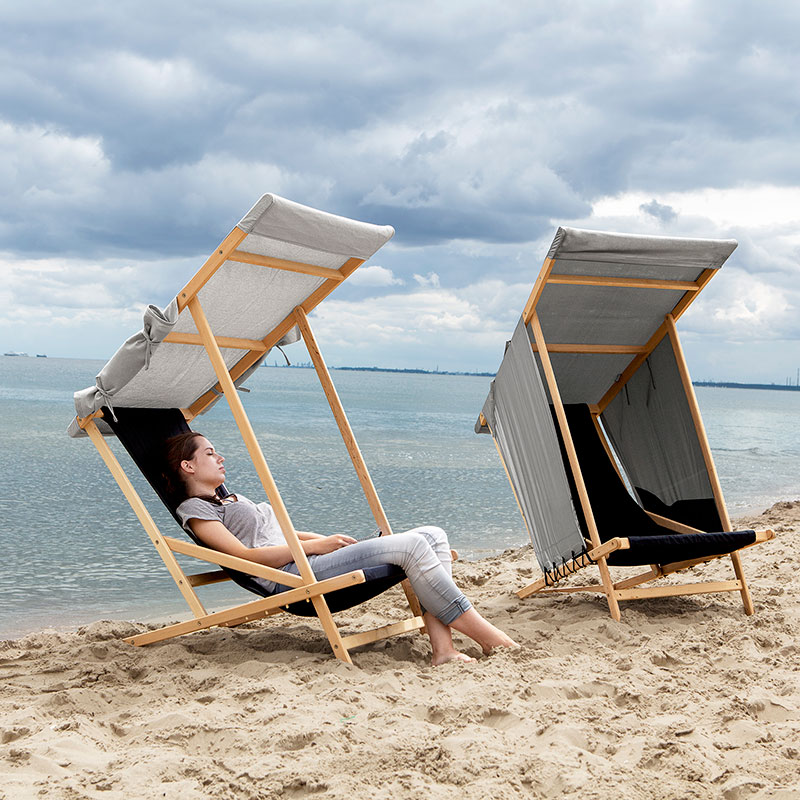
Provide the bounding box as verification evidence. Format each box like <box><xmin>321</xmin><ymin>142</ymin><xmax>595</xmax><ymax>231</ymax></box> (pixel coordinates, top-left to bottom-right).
<box><xmin>476</xmin><ymin>227</ymin><xmax>774</xmax><ymax>620</ymax></box>
<box><xmin>69</xmin><ymin>193</ymin><xmax>424</xmax><ymax>663</ymax></box>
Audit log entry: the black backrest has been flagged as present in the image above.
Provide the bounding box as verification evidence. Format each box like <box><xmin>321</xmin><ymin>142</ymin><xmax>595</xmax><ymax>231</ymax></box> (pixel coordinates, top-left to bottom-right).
<box><xmin>552</xmin><ymin>404</ymin><xmax>665</xmax><ymax>539</ymax></box>
<box><xmin>102</xmin><ymin>406</ymin><xmax>265</xmax><ymax>596</ymax></box>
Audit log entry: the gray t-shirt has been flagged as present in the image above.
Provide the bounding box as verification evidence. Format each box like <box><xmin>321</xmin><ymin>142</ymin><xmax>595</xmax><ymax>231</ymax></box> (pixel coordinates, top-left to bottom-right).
<box><xmin>176</xmin><ymin>494</ymin><xmax>286</xmax><ymax>550</ymax></box>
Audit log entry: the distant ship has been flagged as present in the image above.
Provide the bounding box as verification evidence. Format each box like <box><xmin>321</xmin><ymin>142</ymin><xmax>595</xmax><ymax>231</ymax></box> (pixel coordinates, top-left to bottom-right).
<box><xmin>3</xmin><ymin>351</ymin><xmax>29</xmax><ymax>357</ymax></box>
<box><xmin>36</xmin><ymin>354</ymin><xmax>47</xmax><ymax>358</ymax></box>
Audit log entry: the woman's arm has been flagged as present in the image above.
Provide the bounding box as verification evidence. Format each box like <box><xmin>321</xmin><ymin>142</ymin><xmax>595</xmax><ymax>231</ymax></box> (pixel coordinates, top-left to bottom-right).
<box><xmin>187</xmin><ymin>518</ymin><xmax>356</xmax><ymax>567</ymax></box>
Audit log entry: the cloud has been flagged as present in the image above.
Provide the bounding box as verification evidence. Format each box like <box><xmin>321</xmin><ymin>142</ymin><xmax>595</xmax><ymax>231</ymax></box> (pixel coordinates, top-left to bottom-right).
<box><xmin>413</xmin><ymin>272</ymin><xmax>440</xmax><ymax>288</ymax></box>
<box><xmin>640</xmin><ymin>199</ymin><xmax>678</xmax><ymax>223</ymax></box>
<box><xmin>0</xmin><ymin>1</ymin><xmax>799</xmax><ymax>380</ymax></box>
<box><xmin>347</xmin><ymin>265</ymin><xmax>403</xmax><ymax>287</ymax></box>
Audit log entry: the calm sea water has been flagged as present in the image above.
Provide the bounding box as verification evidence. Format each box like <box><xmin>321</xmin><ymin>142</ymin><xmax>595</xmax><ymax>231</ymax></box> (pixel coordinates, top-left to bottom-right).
<box><xmin>1</xmin><ymin>356</ymin><xmax>798</xmax><ymax>638</ymax></box>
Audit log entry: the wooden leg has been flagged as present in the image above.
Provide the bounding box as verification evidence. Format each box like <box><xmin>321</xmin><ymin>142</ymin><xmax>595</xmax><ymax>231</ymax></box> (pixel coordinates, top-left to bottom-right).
<box><xmin>730</xmin><ymin>551</ymin><xmax>754</xmax><ymax>615</ymax></box>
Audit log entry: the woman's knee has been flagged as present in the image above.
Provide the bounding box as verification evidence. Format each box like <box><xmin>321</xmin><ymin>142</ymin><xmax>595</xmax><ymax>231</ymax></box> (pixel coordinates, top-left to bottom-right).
<box><xmin>410</xmin><ymin>525</ymin><xmax>449</xmax><ymax>550</ymax></box>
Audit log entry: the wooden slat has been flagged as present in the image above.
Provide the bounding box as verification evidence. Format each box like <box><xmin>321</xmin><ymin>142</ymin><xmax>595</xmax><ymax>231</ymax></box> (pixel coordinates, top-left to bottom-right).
<box><xmin>616</xmin><ymin>580</ymin><xmax>741</xmax><ymax>601</ymax></box>
<box><xmin>83</xmin><ymin>420</ymin><xmax>207</xmax><ymax>618</ymax></box>
<box><xmin>531</xmin><ymin>343</ymin><xmax>647</xmax><ymax>354</ymax></box>
<box><xmin>613</xmin><ymin>568</ymin><xmax>662</xmax><ymax>590</ymax></box>
<box><xmin>527</xmin><ymin>311</ymin><xmax>622</xmax><ymax>619</ymax></box>
<box><xmin>295</xmin><ymin>307</ymin><xmax>393</xmax><ymax>536</ymax></box>
<box><xmin>522</xmin><ymin>257</ymin><xmax>555</xmax><ymax>324</ymax></box>
<box><xmin>163</xmin><ymin>332</ymin><xmax>268</xmax><ymax>352</ymax></box>
<box><xmin>341</xmin><ymin>616</ymin><xmax>426</xmax><ymax>650</ymax></box>
<box><xmin>547</xmin><ymin>274</ymin><xmax>700</xmax><ymax>291</ymax></box>
<box><xmin>187</xmin><ymin>295</ymin><xmax>353</xmax><ymax>662</ymax></box>
<box><xmin>176</xmin><ymin>228</ymin><xmax>248</xmax><ymax>312</ymax></box>
<box><xmin>165</xmin><ymin>536</ymin><xmax>305</xmax><ymax>588</ymax></box>
<box><xmin>227</xmin><ymin>250</ymin><xmax>345</xmax><ymax>280</ymax></box>
<box><xmin>664</xmin><ymin>315</ymin><xmax>755</xmax><ymax>616</ymax></box>
<box><xmin>123</xmin><ymin>570</ymin><xmax>366</xmax><ymax>647</ymax></box>
<box><xmin>595</xmin><ymin>268</ymin><xmax>717</xmax><ymax>413</ymax></box>
<box><xmin>294</xmin><ymin>306</ymin><xmax>424</xmax><ymax>622</ymax></box>
<box><xmin>516</xmin><ymin>537</ymin><xmax>629</xmax><ymax>599</ymax></box>
<box><xmin>645</xmin><ymin>511</ymin><xmax>704</xmax><ymax>534</ymax></box>
<box><xmin>187</xmin><ymin>570</ymin><xmax>230</xmax><ymax>587</ymax></box>
<box><xmin>188</xmin><ymin>257</ymin><xmax>365</xmax><ymax>418</ymax></box>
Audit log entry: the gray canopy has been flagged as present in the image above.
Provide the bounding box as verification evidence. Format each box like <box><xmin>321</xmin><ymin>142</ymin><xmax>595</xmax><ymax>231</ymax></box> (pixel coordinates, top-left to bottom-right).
<box><xmin>69</xmin><ymin>194</ymin><xmax>394</xmax><ymax>437</ymax></box>
<box><xmin>478</xmin><ymin>227</ymin><xmax>737</xmax><ymax>573</ymax></box>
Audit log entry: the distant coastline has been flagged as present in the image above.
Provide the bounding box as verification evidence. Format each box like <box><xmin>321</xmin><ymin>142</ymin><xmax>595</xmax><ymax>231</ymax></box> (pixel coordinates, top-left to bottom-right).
<box><xmin>693</xmin><ymin>380</ymin><xmax>800</xmax><ymax>392</ymax></box>
<box><xmin>263</xmin><ymin>363</ymin><xmax>496</xmax><ymax>377</ymax></box>
<box><xmin>262</xmin><ymin>363</ymin><xmax>800</xmax><ymax>387</ymax></box>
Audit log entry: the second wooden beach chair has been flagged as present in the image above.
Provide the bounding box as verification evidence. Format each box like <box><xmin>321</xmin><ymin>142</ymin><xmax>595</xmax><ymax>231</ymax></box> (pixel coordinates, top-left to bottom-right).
<box><xmin>476</xmin><ymin>227</ymin><xmax>774</xmax><ymax>620</ymax></box>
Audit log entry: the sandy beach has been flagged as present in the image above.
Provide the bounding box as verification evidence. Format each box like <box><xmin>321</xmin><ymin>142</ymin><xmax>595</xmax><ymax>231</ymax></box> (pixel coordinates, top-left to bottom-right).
<box><xmin>2</xmin><ymin>501</ymin><xmax>798</xmax><ymax>800</ymax></box>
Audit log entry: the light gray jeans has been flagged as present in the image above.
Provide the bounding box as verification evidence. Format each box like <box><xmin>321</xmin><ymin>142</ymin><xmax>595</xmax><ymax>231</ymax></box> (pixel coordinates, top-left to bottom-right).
<box><xmin>270</xmin><ymin>526</ymin><xmax>472</xmax><ymax>625</ymax></box>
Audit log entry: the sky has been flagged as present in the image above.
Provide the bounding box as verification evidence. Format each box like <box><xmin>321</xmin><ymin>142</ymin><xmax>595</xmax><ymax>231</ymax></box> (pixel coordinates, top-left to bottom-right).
<box><xmin>1</xmin><ymin>0</ymin><xmax>799</xmax><ymax>382</ymax></box>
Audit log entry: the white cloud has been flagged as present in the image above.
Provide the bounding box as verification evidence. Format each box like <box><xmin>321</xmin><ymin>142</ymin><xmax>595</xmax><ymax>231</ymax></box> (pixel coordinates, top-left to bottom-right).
<box><xmin>347</xmin><ymin>265</ymin><xmax>403</xmax><ymax>287</ymax></box>
<box><xmin>413</xmin><ymin>272</ymin><xmax>440</xmax><ymax>288</ymax></box>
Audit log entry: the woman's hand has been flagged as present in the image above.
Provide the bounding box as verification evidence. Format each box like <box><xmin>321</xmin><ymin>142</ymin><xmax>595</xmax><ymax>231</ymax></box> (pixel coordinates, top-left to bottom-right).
<box><xmin>305</xmin><ymin>534</ymin><xmax>357</xmax><ymax>555</ymax></box>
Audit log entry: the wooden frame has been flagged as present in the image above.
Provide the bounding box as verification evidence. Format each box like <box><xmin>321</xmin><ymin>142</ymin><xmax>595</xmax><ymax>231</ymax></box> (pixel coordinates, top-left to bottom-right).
<box><xmin>79</xmin><ymin>225</ymin><xmax>425</xmax><ymax>663</ymax></box>
<box><xmin>493</xmin><ymin>254</ymin><xmax>775</xmax><ymax>618</ymax></box>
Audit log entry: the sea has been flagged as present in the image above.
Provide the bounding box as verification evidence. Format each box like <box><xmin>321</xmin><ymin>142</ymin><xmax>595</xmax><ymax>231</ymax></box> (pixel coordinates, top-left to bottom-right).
<box><xmin>1</xmin><ymin>356</ymin><xmax>798</xmax><ymax>639</ymax></box>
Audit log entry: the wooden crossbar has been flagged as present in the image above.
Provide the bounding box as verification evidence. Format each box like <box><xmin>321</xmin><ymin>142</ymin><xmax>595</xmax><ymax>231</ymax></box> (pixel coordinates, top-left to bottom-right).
<box><xmin>123</xmin><ymin>570</ymin><xmax>367</xmax><ymax>647</ymax></box>
<box><xmin>531</xmin><ymin>343</ymin><xmax>648</xmax><ymax>354</ymax></box>
<box><xmin>227</xmin><ymin>250</ymin><xmax>345</xmax><ymax>280</ymax></box>
<box><xmin>165</xmin><ymin>536</ymin><xmax>305</xmax><ymax>588</ymax></box>
<box><xmin>547</xmin><ymin>274</ymin><xmax>700</xmax><ymax>291</ymax></box>
<box><xmin>341</xmin><ymin>617</ymin><xmax>426</xmax><ymax>650</ymax></box>
<box><xmin>163</xmin><ymin>332</ymin><xmax>269</xmax><ymax>352</ymax></box>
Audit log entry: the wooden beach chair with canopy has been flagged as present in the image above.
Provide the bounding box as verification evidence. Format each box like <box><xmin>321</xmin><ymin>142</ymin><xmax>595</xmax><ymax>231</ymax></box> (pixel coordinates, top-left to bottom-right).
<box><xmin>69</xmin><ymin>193</ymin><xmax>425</xmax><ymax>663</ymax></box>
<box><xmin>476</xmin><ymin>227</ymin><xmax>774</xmax><ymax>620</ymax></box>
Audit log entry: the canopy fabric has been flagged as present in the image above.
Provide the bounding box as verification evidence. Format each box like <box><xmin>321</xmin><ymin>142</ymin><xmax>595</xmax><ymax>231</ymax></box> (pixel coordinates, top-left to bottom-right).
<box><xmin>477</xmin><ymin>318</ymin><xmax>585</xmax><ymax>573</ymax></box>
<box><xmin>69</xmin><ymin>194</ymin><xmax>394</xmax><ymax>437</ymax></box>
<box><xmin>536</xmin><ymin>227</ymin><xmax>737</xmax><ymax>406</ymax></box>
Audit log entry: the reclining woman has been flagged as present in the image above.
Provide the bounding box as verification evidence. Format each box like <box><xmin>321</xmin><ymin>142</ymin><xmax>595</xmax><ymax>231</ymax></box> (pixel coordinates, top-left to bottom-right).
<box><xmin>166</xmin><ymin>432</ymin><xmax>518</xmax><ymax>665</ymax></box>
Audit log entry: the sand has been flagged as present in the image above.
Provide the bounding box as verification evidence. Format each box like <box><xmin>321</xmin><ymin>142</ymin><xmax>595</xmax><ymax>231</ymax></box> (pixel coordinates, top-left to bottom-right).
<box><xmin>2</xmin><ymin>502</ymin><xmax>799</xmax><ymax>800</ymax></box>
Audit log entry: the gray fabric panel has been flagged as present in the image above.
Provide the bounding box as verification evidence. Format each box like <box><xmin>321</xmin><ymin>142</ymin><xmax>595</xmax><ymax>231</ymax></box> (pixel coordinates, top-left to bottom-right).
<box><xmin>551</xmin><ymin>257</ymin><xmax>703</xmax><ymax>282</ymax></box>
<box><xmin>480</xmin><ymin>318</ymin><xmax>584</xmax><ymax>572</ymax></box>
<box><xmin>536</xmin><ymin>352</ymin><xmax>639</xmax><ymax>406</ymax></box>
<box><xmin>536</xmin><ymin>283</ymin><xmax>685</xmax><ymax>346</ymax></box>
<box><xmin>172</xmin><ymin>262</ymin><xmax>326</xmax><ymax>339</ymax></box>
<box><xmin>601</xmin><ymin>337</ymin><xmax>713</xmax><ymax>503</ymax></box>
<box><xmin>238</xmin><ymin>193</ymin><xmax>395</xmax><ymax>259</ymax></box>
<box><xmin>547</xmin><ymin>227</ymin><xmax>737</xmax><ymax>269</ymax></box>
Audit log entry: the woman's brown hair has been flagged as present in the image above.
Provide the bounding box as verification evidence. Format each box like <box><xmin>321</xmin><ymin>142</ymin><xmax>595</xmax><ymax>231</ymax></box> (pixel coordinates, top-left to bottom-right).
<box><xmin>163</xmin><ymin>431</ymin><xmax>222</xmax><ymax>506</ymax></box>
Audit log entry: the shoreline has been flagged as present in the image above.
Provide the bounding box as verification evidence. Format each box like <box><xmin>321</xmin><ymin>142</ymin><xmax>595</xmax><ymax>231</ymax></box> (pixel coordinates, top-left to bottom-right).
<box><xmin>2</xmin><ymin>500</ymin><xmax>799</xmax><ymax>798</ymax></box>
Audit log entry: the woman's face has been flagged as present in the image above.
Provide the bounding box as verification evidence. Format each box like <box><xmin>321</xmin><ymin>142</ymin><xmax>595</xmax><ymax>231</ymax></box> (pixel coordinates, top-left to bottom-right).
<box><xmin>183</xmin><ymin>436</ymin><xmax>226</xmax><ymax>487</ymax></box>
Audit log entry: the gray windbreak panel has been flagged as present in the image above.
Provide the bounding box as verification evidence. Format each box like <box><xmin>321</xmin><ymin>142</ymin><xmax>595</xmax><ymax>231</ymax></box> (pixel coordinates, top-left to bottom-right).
<box><xmin>478</xmin><ymin>318</ymin><xmax>584</xmax><ymax>573</ymax></box>
<box><xmin>601</xmin><ymin>336</ymin><xmax>714</xmax><ymax>505</ymax></box>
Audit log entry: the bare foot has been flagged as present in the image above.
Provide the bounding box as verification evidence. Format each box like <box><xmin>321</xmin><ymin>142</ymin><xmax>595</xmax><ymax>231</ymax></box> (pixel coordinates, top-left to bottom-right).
<box><xmin>431</xmin><ymin>650</ymin><xmax>477</xmax><ymax>666</ymax></box>
<box><xmin>481</xmin><ymin>632</ymin><xmax>519</xmax><ymax>656</ymax></box>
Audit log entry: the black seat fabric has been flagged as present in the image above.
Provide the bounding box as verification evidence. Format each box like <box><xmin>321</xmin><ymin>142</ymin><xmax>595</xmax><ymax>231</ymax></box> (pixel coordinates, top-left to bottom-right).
<box><xmin>103</xmin><ymin>407</ymin><xmax>406</xmax><ymax>614</ymax></box>
<box><xmin>553</xmin><ymin>404</ymin><xmax>755</xmax><ymax>567</ymax></box>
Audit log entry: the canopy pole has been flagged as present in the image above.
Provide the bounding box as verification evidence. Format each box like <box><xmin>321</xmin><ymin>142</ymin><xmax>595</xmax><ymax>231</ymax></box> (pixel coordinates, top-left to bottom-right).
<box><xmin>293</xmin><ymin>306</ymin><xmax>424</xmax><ymax>621</ymax></box>
<box><xmin>528</xmin><ymin>312</ymin><xmax>621</xmax><ymax>621</ymax></box>
<box><xmin>665</xmin><ymin>313</ymin><xmax>754</xmax><ymax>615</ymax></box>
<box><xmin>187</xmin><ymin>295</ymin><xmax>352</xmax><ymax>661</ymax></box>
